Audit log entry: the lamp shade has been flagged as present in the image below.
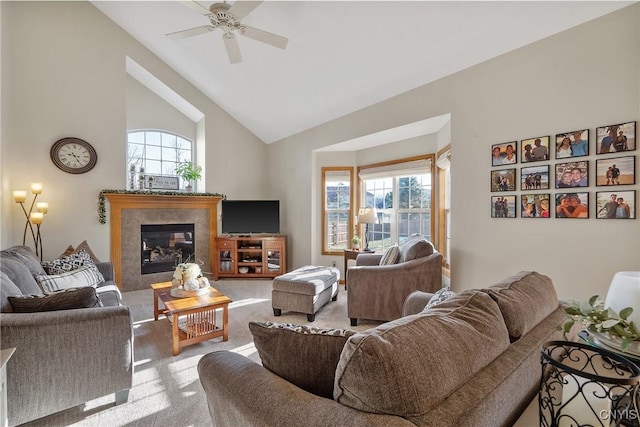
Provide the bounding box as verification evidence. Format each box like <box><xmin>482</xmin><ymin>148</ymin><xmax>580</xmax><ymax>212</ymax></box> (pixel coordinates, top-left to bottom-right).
<box><xmin>357</xmin><ymin>208</ymin><xmax>377</xmax><ymax>224</ymax></box>
<box><xmin>605</xmin><ymin>271</ymin><xmax>640</xmax><ymax>326</ymax></box>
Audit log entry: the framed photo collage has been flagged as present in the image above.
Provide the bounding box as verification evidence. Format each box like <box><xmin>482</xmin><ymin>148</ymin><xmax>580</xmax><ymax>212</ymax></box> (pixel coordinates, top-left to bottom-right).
<box><xmin>491</xmin><ymin>121</ymin><xmax>636</xmax><ymax>219</ymax></box>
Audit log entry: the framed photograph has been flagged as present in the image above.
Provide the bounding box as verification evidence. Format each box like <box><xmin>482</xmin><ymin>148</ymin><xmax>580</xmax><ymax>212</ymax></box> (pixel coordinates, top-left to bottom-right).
<box><xmin>520</xmin><ymin>193</ymin><xmax>551</xmax><ymax>218</ymax></box>
<box><xmin>491</xmin><ymin>168</ymin><xmax>516</xmax><ymax>192</ymax></box>
<box><xmin>596</xmin><ymin>190</ymin><xmax>635</xmax><ymax>219</ymax></box>
<box><xmin>491</xmin><ymin>195</ymin><xmax>516</xmax><ymax>218</ymax></box>
<box><xmin>521</xmin><ymin>135</ymin><xmax>550</xmax><ymax>162</ymax></box>
<box><xmin>521</xmin><ymin>165</ymin><xmax>549</xmax><ymax>190</ymax></box>
<box><xmin>555</xmin><ymin>129</ymin><xmax>589</xmax><ymax>159</ymax></box>
<box><xmin>555</xmin><ymin>161</ymin><xmax>589</xmax><ymax>188</ymax></box>
<box><xmin>596</xmin><ymin>121</ymin><xmax>636</xmax><ymax>154</ymax></box>
<box><xmin>491</xmin><ymin>141</ymin><xmax>517</xmax><ymax>166</ymax></box>
<box><xmin>595</xmin><ymin>156</ymin><xmax>635</xmax><ymax>186</ymax></box>
<box><xmin>555</xmin><ymin>192</ymin><xmax>589</xmax><ymax>219</ymax></box>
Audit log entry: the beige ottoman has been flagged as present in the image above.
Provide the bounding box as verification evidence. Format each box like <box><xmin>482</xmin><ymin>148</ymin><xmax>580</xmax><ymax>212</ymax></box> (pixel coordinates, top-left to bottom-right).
<box><xmin>272</xmin><ymin>265</ymin><xmax>340</xmax><ymax>322</ymax></box>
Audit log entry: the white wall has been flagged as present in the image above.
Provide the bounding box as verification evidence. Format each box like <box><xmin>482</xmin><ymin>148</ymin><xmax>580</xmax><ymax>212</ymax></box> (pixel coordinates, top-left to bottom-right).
<box><xmin>1</xmin><ymin>1</ymin><xmax>267</xmax><ymax>260</ymax></box>
<box><xmin>269</xmin><ymin>4</ymin><xmax>640</xmax><ymax>301</ymax></box>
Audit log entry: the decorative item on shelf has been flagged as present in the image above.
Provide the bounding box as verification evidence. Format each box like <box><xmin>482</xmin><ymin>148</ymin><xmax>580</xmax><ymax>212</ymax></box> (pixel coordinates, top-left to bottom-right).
<box><xmin>238</xmin><ymin>267</ymin><xmax>249</xmax><ymax>274</ymax></box>
<box><xmin>175</xmin><ymin>160</ymin><xmax>202</xmax><ymax>192</ymax></box>
<box><xmin>13</xmin><ymin>182</ymin><xmax>49</xmax><ymax>261</ymax></box>
<box><xmin>138</xmin><ymin>167</ymin><xmax>145</xmax><ymax>190</ymax></box>
<box><xmin>351</xmin><ymin>234</ymin><xmax>360</xmax><ymax>250</ymax></box>
<box><xmin>539</xmin><ymin>340</ymin><xmax>640</xmax><ymax>427</ymax></box>
<box><xmin>129</xmin><ymin>163</ymin><xmax>136</xmax><ymax>190</ymax></box>
<box><xmin>171</xmin><ymin>262</ymin><xmax>210</xmax><ymax>298</ymax></box>
<box><xmin>357</xmin><ymin>207</ymin><xmax>377</xmax><ymax>252</ymax></box>
<box><xmin>147</xmin><ymin>176</ymin><xmax>154</xmax><ymax>190</ymax></box>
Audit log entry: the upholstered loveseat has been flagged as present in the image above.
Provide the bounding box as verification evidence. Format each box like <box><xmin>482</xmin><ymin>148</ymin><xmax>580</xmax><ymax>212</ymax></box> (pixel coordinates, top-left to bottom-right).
<box><xmin>0</xmin><ymin>246</ymin><xmax>133</xmax><ymax>426</ymax></box>
<box><xmin>198</xmin><ymin>271</ymin><xmax>564</xmax><ymax>426</ymax></box>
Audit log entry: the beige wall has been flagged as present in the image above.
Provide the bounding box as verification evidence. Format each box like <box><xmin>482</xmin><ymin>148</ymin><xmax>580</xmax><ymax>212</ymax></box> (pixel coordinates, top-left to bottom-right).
<box><xmin>1</xmin><ymin>1</ymin><xmax>266</xmax><ymax>260</ymax></box>
<box><xmin>270</xmin><ymin>4</ymin><xmax>640</xmax><ymax>301</ymax></box>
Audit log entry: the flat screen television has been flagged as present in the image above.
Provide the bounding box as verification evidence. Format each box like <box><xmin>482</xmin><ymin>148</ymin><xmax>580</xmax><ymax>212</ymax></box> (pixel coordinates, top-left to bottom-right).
<box><xmin>221</xmin><ymin>200</ymin><xmax>280</xmax><ymax>234</ymax></box>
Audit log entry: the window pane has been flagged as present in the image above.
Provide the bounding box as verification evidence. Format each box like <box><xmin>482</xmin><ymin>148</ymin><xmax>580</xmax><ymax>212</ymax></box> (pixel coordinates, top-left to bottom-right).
<box><xmin>146</xmin><ymin>145</ymin><xmax>162</xmax><ymax>160</ymax></box>
<box><xmin>177</xmin><ymin>137</ymin><xmax>191</xmax><ymax>151</ymax></box>
<box><xmin>128</xmin><ymin>132</ymin><xmax>144</xmax><ymax>144</ymax></box>
<box><xmin>161</xmin><ymin>133</ymin><xmax>177</xmax><ymax>147</ymax></box>
<box><xmin>145</xmin><ymin>159</ymin><xmax>162</xmax><ymax>174</ymax></box>
<box><xmin>162</xmin><ymin>147</ymin><xmax>178</xmax><ymax>162</ymax></box>
<box><xmin>163</xmin><ymin>161</ymin><xmax>179</xmax><ymax>176</ymax></box>
<box><xmin>326</xmin><ymin>212</ymin><xmax>349</xmax><ymax>250</ymax></box>
<box><xmin>146</xmin><ymin>132</ymin><xmax>161</xmax><ymax>146</ymax></box>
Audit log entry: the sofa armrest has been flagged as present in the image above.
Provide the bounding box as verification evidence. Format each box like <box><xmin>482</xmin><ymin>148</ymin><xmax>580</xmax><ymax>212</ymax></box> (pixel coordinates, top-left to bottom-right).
<box><xmin>1</xmin><ymin>306</ymin><xmax>133</xmax><ymax>426</ymax></box>
<box><xmin>96</xmin><ymin>261</ymin><xmax>115</xmax><ymax>282</ymax></box>
<box><xmin>402</xmin><ymin>291</ymin><xmax>435</xmax><ymax>316</ymax></box>
<box><xmin>198</xmin><ymin>351</ymin><xmax>412</xmax><ymax>427</ymax></box>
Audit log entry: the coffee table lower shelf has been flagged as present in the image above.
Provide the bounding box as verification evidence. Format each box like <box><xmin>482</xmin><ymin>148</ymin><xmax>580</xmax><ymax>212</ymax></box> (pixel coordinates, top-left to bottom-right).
<box><xmin>152</xmin><ymin>281</ymin><xmax>232</xmax><ymax>356</ymax></box>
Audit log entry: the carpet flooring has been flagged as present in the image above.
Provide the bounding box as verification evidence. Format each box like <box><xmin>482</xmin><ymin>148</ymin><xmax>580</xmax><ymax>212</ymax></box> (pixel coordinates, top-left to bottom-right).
<box><xmin>26</xmin><ymin>280</ymin><xmax>381</xmax><ymax>427</ymax></box>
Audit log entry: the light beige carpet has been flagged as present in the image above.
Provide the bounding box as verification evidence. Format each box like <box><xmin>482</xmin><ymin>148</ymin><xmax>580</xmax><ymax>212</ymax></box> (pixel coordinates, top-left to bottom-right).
<box><xmin>27</xmin><ymin>280</ymin><xmax>380</xmax><ymax>427</ymax></box>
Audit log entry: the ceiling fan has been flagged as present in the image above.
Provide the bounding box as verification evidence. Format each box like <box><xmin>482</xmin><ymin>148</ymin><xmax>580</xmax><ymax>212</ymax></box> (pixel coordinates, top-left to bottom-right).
<box><xmin>166</xmin><ymin>0</ymin><xmax>288</xmax><ymax>64</ymax></box>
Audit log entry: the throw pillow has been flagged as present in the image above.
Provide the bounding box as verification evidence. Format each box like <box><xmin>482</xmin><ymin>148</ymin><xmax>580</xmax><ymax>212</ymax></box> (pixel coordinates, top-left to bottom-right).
<box><xmin>249</xmin><ymin>321</ymin><xmax>356</xmax><ymax>399</ymax></box>
<box><xmin>8</xmin><ymin>287</ymin><xmax>101</xmax><ymax>313</ymax></box>
<box><xmin>425</xmin><ymin>286</ymin><xmax>456</xmax><ymax>310</ymax></box>
<box><xmin>58</xmin><ymin>241</ymin><xmax>101</xmax><ymax>263</ymax></box>
<box><xmin>379</xmin><ymin>244</ymin><xmax>400</xmax><ymax>266</ymax></box>
<box><xmin>42</xmin><ymin>249</ymin><xmax>103</xmax><ymax>280</ymax></box>
<box><xmin>35</xmin><ymin>265</ymin><xmax>105</xmax><ymax>292</ymax></box>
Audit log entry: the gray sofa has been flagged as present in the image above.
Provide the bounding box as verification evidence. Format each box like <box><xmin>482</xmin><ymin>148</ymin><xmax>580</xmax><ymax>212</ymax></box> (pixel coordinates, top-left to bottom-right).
<box><xmin>347</xmin><ymin>236</ymin><xmax>442</xmax><ymax>325</ymax></box>
<box><xmin>0</xmin><ymin>246</ymin><xmax>133</xmax><ymax>426</ymax></box>
<box><xmin>198</xmin><ymin>271</ymin><xmax>564</xmax><ymax>426</ymax></box>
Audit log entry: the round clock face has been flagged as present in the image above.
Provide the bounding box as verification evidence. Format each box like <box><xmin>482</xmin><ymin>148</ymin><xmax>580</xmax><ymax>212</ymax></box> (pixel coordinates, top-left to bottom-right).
<box><xmin>50</xmin><ymin>138</ymin><xmax>98</xmax><ymax>174</ymax></box>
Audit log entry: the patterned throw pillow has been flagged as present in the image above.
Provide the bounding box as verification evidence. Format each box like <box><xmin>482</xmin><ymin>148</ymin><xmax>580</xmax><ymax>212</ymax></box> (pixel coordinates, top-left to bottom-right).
<box><xmin>8</xmin><ymin>287</ymin><xmax>101</xmax><ymax>313</ymax></box>
<box><xmin>42</xmin><ymin>249</ymin><xmax>103</xmax><ymax>277</ymax></box>
<box><xmin>249</xmin><ymin>321</ymin><xmax>356</xmax><ymax>399</ymax></box>
<box><xmin>379</xmin><ymin>244</ymin><xmax>401</xmax><ymax>266</ymax></box>
<box><xmin>35</xmin><ymin>265</ymin><xmax>105</xmax><ymax>292</ymax></box>
<box><xmin>425</xmin><ymin>286</ymin><xmax>456</xmax><ymax>310</ymax></box>
<box><xmin>59</xmin><ymin>241</ymin><xmax>101</xmax><ymax>263</ymax></box>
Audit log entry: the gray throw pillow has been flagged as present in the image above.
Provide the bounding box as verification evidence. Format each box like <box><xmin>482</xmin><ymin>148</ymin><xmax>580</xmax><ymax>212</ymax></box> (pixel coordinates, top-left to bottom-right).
<box><xmin>8</xmin><ymin>287</ymin><xmax>101</xmax><ymax>313</ymax></box>
<box><xmin>424</xmin><ymin>286</ymin><xmax>456</xmax><ymax>310</ymax></box>
<box><xmin>379</xmin><ymin>244</ymin><xmax>400</xmax><ymax>266</ymax></box>
<box><xmin>249</xmin><ymin>321</ymin><xmax>356</xmax><ymax>399</ymax></box>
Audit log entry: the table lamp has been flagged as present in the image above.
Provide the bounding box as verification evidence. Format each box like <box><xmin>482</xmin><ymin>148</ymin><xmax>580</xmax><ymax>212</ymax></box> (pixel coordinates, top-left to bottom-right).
<box><xmin>605</xmin><ymin>271</ymin><xmax>640</xmax><ymax>326</ymax></box>
<box><xmin>357</xmin><ymin>207</ymin><xmax>377</xmax><ymax>252</ymax></box>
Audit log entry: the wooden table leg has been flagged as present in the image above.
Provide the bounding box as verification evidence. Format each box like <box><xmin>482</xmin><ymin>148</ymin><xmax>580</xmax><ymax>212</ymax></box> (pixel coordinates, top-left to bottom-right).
<box><xmin>153</xmin><ymin>290</ymin><xmax>159</xmax><ymax>321</ymax></box>
<box><xmin>222</xmin><ymin>305</ymin><xmax>229</xmax><ymax>341</ymax></box>
<box><xmin>172</xmin><ymin>313</ymin><xmax>180</xmax><ymax>356</ymax></box>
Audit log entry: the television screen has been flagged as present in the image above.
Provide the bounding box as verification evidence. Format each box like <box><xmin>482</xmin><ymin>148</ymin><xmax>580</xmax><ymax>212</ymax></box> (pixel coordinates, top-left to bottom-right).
<box><xmin>222</xmin><ymin>200</ymin><xmax>280</xmax><ymax>234</ymax></box>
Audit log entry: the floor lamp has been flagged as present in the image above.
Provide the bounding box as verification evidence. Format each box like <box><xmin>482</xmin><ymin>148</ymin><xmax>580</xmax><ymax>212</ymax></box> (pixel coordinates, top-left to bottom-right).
<box><xmin>357</xmin><ymin>207</ymin><xmax>377</xmax><ymax>252</ymax></box>
<box><xmin>13</xmin><ymin>182</ymin><xmax>48</xmax><ymax>261</ymax></box>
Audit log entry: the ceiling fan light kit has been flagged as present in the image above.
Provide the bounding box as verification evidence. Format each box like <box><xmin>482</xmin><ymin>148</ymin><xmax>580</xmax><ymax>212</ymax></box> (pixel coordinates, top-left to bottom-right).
<box><xmin>167</xmin><ymin>1</ymin><xmax>288</xmax><ymax>64</ymax></box>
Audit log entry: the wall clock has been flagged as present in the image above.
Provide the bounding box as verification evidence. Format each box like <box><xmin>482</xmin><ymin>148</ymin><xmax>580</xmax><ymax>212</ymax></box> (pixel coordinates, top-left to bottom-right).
<box><xmin>50</xmin><ymin>137</ymin><xmax>98</xmax><ymax>174</ymax></box>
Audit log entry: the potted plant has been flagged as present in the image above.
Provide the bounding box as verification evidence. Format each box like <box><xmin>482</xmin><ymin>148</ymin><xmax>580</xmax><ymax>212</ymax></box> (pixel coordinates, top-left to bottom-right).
<box><xmin>351</xmin><ymin>234</ymin><xmax>361</xmax><ymax>250</ymax></box>
<box><xmin>175</xmin><ymin>160</ymin><xmax>202</xmax><ymax>192</ymax></box>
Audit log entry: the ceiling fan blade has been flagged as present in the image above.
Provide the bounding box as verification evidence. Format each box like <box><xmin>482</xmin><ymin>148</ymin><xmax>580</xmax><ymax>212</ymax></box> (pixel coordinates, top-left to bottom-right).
<box><xmin>179</xmin><ymin>0</ymin><xmax>212</xmax><ymax>16</ymax></box>
<box><xmin>166</xmin><ymin>25</ymin><xmax>215</xmax><ymax>39</ymax></box>
<box><xmin>241</xmin><ymin>25</ymin><xmax>288</xmax><ymax>49</ymax></box>
<box><xmin>228</xmin><ymin>1</ymin><xmax>263</xmax><ymax>20</ymax></box>
<box><xmin>223</xmin><ymin>34</ymin><xmax>243</xmax><ymax>64</ymax></box>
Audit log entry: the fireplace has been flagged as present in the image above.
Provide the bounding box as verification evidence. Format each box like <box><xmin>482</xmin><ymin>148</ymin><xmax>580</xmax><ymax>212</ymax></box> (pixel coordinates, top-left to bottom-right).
<box><xmin>141</xmin><ymin>223</ymin><xmax>195</xmax><ymax>274</ymax></box>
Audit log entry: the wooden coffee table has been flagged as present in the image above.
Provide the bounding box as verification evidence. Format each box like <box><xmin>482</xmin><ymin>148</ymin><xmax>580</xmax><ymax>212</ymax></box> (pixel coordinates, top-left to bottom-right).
<box><xmin>151</xmin><ymin>281</ymin><xmax>232</xmax><ymax>356</ymax></box>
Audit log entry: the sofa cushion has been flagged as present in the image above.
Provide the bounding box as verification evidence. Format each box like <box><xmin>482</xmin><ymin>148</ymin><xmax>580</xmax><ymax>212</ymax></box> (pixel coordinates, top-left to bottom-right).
<box><xmin>424</xmin><ymin>286</ymin><xmax>456</xmax><ymax>310</ymax></box>
<box><xmin>379</xmin><ymin>244</ymin><xmax>400</xmax><ymax>266</ymax></box>
<box><xmin>249</xmin><ymin>321</ymin><xmax>356</xmax><ymax>399</ymax></box>
<box><xmin>8</xmin><ymin>287</ymin><xmax>101</xmax><ymax>313</ymax></box>
<box><xmin>35</xmin><ymin>265</ymin><xmax>105</xmax><ymax>292</ymax></box>
<box><xmin>1</xmin><ymin>245</ymin><xmax>47</xmax><ymax>276</ymax></box>
<box><xmin>334</xmin><ymin>290</ymin><xmax>510</xmax><ymax>417</ymax></box>
<box><xmin>0</xmin><ymin>271</ymin><xmax>22</xmax><ymax>313</ymax></box>
<box><xmin>0</xmin><ymin>257</ymin><xmax>43</xmax><ymax>294</ymax></box>
<box><xmin>42</xmin><ymin>249</ymin><xmax>103</xmax><ymax>279</ymax></box>
<box><xmin>481</xmin><ymin>271</ymin><xmax>559</xmax><ymax>340</ymax></box>
<box><xmin>399</xmin><ymin>236</ymin><xmax>434</xmax><ymax>262</ymax></box>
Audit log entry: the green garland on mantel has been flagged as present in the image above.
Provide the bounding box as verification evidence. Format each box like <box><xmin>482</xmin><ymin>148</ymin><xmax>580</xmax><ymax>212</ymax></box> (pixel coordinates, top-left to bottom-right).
<box><xmin>98</xmin><ymin>189</ymin><xmax>227</xmax><ymax>224</ymax></box>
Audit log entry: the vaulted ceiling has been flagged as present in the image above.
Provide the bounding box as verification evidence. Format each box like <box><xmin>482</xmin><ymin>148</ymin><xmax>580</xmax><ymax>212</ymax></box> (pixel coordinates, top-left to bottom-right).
<box><xmin>92</xmin><ymin>1</ymin><xmax>633</xmax><ymax>144</ymax></box>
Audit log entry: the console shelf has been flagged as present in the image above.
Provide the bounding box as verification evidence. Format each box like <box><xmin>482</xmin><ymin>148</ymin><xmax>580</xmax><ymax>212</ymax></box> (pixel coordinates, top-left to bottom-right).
<box><xmin>214</xmin><ymin>236</ymin><xmax>286</xmax><ymax>280</ymax></box>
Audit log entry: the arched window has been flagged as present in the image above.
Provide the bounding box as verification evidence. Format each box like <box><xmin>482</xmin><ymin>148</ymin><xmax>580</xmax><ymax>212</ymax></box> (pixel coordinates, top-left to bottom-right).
<box><xmin>127</xmin><ymin>130</ymin><xmax>193</xmax><ymax>190</ymax></box>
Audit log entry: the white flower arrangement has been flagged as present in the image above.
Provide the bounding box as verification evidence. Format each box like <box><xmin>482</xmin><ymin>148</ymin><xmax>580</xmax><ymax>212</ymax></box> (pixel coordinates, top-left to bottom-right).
<box><xmin>174</xmin><ymin>263</ymin><xmax>201</xmax><ymax>281</ymax></box>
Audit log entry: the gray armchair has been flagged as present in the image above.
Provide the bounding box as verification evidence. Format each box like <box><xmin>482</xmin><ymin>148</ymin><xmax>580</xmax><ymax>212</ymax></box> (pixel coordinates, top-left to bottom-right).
<box><xmin>347</xmin><ymin>237</ymin><xmax>443</xmax><ymax>326</ymax></box>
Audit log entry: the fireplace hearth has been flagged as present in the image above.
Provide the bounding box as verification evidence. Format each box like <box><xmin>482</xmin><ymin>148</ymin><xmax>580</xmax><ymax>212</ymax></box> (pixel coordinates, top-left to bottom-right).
<box><xmin>141</xmin><ymin>223</ymin><xmax>194</xmax><ymax>275</ymax></box>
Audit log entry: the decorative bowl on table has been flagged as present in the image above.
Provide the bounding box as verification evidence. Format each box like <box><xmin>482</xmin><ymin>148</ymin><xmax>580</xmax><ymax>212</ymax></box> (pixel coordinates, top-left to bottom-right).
<box><xmin>239</xmin><ymin>267</ymin><xmax>249</xmax><ymax>274</ymax></box>
<box><xmin>590</xmin><ymin>331</ymin><xmax>640</xmax><ymax>357</ymax></box>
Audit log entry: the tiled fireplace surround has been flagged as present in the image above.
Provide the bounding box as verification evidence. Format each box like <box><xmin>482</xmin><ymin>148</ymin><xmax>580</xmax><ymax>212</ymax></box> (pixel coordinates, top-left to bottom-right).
<box><xmin>104</xmin><ymin>193</ymin><xmax>222</xmax><ymax>292</ymax></box>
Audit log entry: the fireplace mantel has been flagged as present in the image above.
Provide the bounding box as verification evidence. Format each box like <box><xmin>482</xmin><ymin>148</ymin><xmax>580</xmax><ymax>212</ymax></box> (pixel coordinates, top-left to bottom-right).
<box><xmin>105</xmin><ymin>193</ymin><xmax>222</xmax><ymax>289</ymax></box>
